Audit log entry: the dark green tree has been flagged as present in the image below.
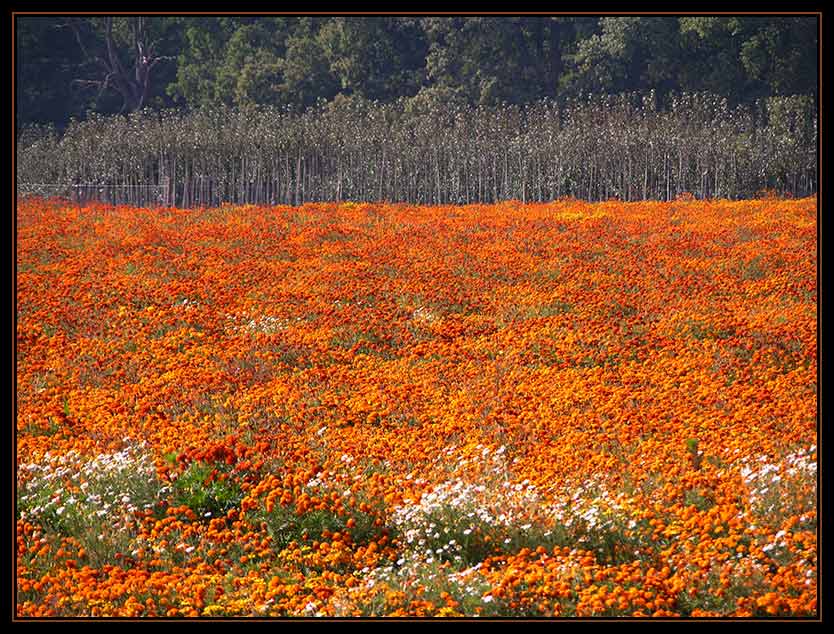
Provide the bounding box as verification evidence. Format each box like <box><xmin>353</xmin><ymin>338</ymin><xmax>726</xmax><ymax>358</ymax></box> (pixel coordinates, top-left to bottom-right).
<box><xmin>278</xmin><ymin>18</ymin><xmax>340</xmax><ymax>109</ymax></box>
<box><xmin>16</xmin><ymin>15</ymin><xmax>819</xmax><ymax>132</ymax></box>
<box><xmin>16</xmin><ymin>17</ymin><xmax>88</xmax><ymax>130</ymax></box>
<box><xmin>167</xmin><ymin>17</ymin><xmax>243</xmax><ymax>106</ymax></box>
<box><xmin>214</xmin><ymin>19</ymin><xmax>290</xmax><ymax>107</ymax></box>
<box><xmin>318</xmin><ymin>17</ymin><xmax>428</xmax><ymax>102</ymax></box>
<box><xmin>738</xmin><ymin>17</ymin><xmax>818</xmax><ymax>97</ymax></box>
<box><xmin>679</xmin><ymin>17</ymin><xmax>818</xmax><ymax>103</ymax></box>
<box><xmin>562</xmin><ymin>17</ymin><xmax>683</xmax><ymax>97</ymax></box>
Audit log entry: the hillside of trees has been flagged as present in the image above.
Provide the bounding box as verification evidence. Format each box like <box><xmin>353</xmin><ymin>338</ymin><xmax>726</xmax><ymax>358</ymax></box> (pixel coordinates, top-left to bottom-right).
<box><xmin>15</xmin><ymin>16</ymin><xmax>818</xmax><ymax>204</ymax></box>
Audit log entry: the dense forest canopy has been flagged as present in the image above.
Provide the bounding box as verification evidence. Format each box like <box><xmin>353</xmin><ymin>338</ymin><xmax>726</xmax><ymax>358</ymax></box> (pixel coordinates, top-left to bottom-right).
<box><xmin>15</xmin><ymin>15</ymin><xmax>818</xmax><ymax>130</ymax></box>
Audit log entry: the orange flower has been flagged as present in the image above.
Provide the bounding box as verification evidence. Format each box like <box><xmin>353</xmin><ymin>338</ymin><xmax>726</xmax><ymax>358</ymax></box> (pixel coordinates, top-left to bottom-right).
<box><xmin>15</xmin><ymin>197</ymin><xmax>817</xmax><ymax>617</ymax></box>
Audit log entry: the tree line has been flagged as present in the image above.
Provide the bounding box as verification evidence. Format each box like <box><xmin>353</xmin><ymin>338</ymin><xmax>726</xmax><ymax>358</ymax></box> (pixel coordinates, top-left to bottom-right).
<box><xmin>17</xmin><ymin>92</ymin><xmax>816</xmax><ymax>206</ymax></box>
<box><xmin>16</xmin><ymin>16</ymin><xmax>818</xmax><ymax>130</ymax></box>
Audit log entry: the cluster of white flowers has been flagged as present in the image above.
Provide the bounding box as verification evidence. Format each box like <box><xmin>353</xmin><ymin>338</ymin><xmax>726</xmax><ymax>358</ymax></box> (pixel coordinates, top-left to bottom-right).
<box><xmin>388</xmin><ymin>444</ymin><xmax>650</xmax><ymax>576</ymax></box>
<box><xmin>350</xmin><ymin>551</ymin><xmax>493</xmax><ymax>613</ymax></box>
<box><xmin>761</xmin><ymin>528</ymin><xmax>790</xmax><ymax>555</ymax></box>
<box><xmin>303</xmin><ymin>600</ymin><xmax>324</xmax><ymax>617</ymax></box>
<box><xmin>173</xmin><ymin>297</ymin><xmax>199</xmax><ymax>310</ymax></box>
<box><xmin>225</xmin><ymin>312</ymin><xmax>299</xmax><ymax>335</ymax></box>
<box><xmin>336</xmin><ymin>448</ymin><xmax>661</xmax><ymax>614</ymax></box>
<box><xmin>740</xmin><ymin>445</ymin><xmax>816</xmax><ymax>520</ymax></box>
<box><xmin>411</xmin><ymin>306</ymin><xmax>440</xmax><ymax>325</ymax></box>
<box><xmin>18</xmin><ymin>440</ymin><xmax>168</xmax><ymax>533</ymax></box>
<box><xmin>562</xmin><ymin>479</ymin><xmax>629</xmax><ymax>529</ymax></box>
<box><xmin>390</xmin><ymin>445</ymin><xmax>549</xmax><ymax>566</ymax></box>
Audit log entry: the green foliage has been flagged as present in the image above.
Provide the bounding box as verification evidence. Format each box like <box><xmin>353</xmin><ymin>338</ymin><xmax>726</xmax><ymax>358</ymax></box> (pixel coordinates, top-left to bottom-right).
<box><xmin>566</xmin><ymin>17</ymin><xmax>682</xmax><ymax>96</ymax></box>
<box><xmin>684</xmin><ymin>487</ymin><xmax>715</xmax><ymax>512</ymax></box>
<box><xmin>686</xmin><ymin>438</ymin><xmax>703</xmax><ymax>470</ymax></box>
<box><xmin>743</xmin><ymin>445</ymin><xmax>817</xmax><ymax>532</ymax></box>
<box><xmin>319</xmin><ymin>17</ymin><xmax>427</xmax><ymax>102</ymax></box>
<box><xmin>739</xmin><ymin>255</ymin><xmax>768</xmax><ymax>281</ymax></box>
<box><xmin>16</xmin><ymin>16</ymin><xmax>817</xmax><ymax>130</ymax></box>
<box><xmin>256</xmin><ymin>504</ymin><xmax>382</xmax><ymax>553</ymax></box>
<box><xmin>527</xmin><ymin>301</ymin><xmax>574</xmax><ymax>319</ymax></box>
<box><xmin>171</xmin><ymin>460</ymin><xmax>244</xmax><ymax>518</ymax></box>
<box><xmin>684</xmin><ymin>320</ymin><xmax>735</xmax><ymax>342</ymax></box>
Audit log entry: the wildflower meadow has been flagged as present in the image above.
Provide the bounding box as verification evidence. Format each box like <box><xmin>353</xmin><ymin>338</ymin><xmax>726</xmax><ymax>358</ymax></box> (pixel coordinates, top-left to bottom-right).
<box><xmin>16</xmin><ymin>196</ymin><xmax>817</xmax><ymax>617</ymax></box>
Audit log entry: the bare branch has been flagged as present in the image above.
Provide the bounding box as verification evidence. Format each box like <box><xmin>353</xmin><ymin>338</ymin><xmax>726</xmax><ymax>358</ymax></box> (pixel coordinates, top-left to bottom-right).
<box><xmin>64</xmin><ymin>19</ymin><xmax>91</xmax><ymax>62</ymax></box>
<box><xmin>104</xmin><ymin>17</ymin><xmax>128</xmax><ymax>83</ymax></box>
<box><xmin>148</xmin><ymin>55</ymin><xmax>175</xmax><ymax>71</ymax></box>
<box><xmin>61</xmin><ymin>16</ymin><xmax>171</xmax><ymax>114</ymax></box>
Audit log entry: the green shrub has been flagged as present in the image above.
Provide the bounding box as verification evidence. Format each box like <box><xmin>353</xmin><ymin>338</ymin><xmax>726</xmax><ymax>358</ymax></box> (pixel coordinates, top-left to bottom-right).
<box><xmin>170</xmin><ymin>460</ymin><xmax>244</xmax><ymax>518</ymax></box>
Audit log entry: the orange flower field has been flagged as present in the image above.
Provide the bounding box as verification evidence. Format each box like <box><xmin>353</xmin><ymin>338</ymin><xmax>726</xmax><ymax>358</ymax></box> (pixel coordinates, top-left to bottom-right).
<box><xmin>16</xmin><ymin>196</ymin><xmax>817</xmax><ymax>618</ymax></box>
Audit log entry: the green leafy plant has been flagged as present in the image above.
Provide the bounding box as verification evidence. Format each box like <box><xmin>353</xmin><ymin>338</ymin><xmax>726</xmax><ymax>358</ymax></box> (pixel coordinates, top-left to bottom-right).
<box><xmin>686</xmin><ymin>438</ymin><xmax>703</xmax><ymax>470</ymax></box>
<box><xmin>171</xmin><ymin>460</ymin><xmax>244</xmax><ymax>518</ymax></box>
